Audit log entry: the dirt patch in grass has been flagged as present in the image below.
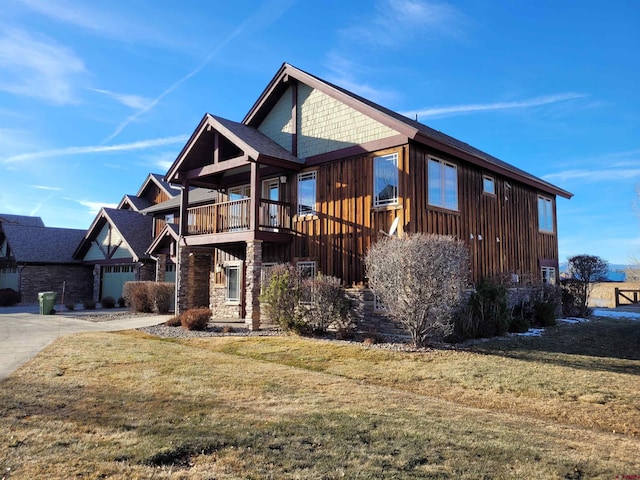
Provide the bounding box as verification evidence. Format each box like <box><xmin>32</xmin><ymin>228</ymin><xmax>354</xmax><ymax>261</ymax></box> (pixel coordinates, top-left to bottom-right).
<box><xmin>0</xmin><ymin>317</ymin><xmax>638</xmax><ymax>479</ymax></box>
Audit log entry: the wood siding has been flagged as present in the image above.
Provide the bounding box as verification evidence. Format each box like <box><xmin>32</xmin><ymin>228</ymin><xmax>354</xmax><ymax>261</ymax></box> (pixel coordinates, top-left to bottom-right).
<box><xmin>288</xmin><ymin>143</ymin><xmax>558</xmax><ymax>286</ymax></box>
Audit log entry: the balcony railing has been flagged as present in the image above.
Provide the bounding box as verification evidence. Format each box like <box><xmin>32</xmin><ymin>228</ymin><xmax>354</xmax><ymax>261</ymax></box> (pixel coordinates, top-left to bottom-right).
<box><xmin>186</xmin><ymin>198</ymin><xmax>291</xmax><ymax>235</ymax></box>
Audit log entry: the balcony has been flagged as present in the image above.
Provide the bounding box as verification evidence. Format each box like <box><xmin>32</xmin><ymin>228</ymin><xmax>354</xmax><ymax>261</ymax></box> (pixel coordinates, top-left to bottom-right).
<box><xmin>186</xmin><ymin>198</ymin><xmax>292</xmax><ymax>235</ymax></box>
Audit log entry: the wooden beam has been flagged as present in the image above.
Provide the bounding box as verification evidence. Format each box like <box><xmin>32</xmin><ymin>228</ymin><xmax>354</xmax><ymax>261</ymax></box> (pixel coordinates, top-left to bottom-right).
<box><xmin>178</xmin><ymin>155</ymin><xmax>250</xmax><ymax>180</ymax></box>
<box><xmin>249</xmin><ymin>161</ymin><xmax>260</xmax><ymax>231</ymax></box>
<box><xmin>213</xmin><ymin>131</ymin><xmax>219</xmax><ymax>165</ymax></box>
<box><xmin>291</xmin><ymin>81</ymin><xmax>298</xmax><ymax>156</ymax></box>
<box><xmin>179</xmin><ymin>182</ymin><xmax>190</xmax><ymax>236</ymax></box>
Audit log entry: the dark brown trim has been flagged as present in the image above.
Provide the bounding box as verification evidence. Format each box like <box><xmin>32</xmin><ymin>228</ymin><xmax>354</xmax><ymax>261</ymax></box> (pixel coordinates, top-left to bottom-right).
<box><xmin>177</xmin><ymin>155</ymin><xmax>251</xmax><ymax>181</ymax></box>
<box><xmin>291</xmin><ymin>81</ymin><xmax>298</xmax><ymax>156</ymax></box>
<box><xmin>304</xmin><ymin>134</ymin><xmax>407</xmax><ymax>166</ymax></box>
<box><xmin>538</xmin><ymin>258</ymin><xmax>558</xmax><ymax>268</ymax></box>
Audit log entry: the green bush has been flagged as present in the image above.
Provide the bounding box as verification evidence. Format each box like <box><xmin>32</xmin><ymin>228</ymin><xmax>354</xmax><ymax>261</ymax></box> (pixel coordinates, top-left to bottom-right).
<box><xmin>260</xmin><ymin>264</ymin><xmax>301</xmax><ymax>332</ymax></box>
<box><xmin>101</xmin><ymin>296</ymin><xmax>116</xmax><ymax>309</ymax></box>
<box><xmin>0</xmin><ymin>288</ymin><xmax>20</xmax><ymax>307</ymax></box>
<box><xmin>468</xmin><ymin>278</ymin><xmax>511</xmax><ymax>338</ymax></box>
<box><xmin>534</xmin><ymin>300</ymin><xmax>557</xmax><ymax>327</ymax></box>
<box><xmin>83</xmin><ymin>298</ymin><xmax>96</xmax><ymax>310</ymax></box>
<box><xmin>180</xmin><ymin>308</ymin><xmax>211</xmax><ymax>331</ymax></box>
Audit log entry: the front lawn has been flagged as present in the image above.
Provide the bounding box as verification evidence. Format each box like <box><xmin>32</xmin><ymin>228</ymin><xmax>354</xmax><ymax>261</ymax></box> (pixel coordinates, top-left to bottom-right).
<box><xmin>0</xmin><ymin>316</ymin><xmax>638</xmax><ymax>479</ymax></box>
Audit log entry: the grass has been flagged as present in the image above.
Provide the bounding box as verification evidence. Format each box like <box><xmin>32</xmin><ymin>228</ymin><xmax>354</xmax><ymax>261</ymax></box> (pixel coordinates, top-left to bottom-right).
<box><xmin>0</xmin><ymin>316</ymin><xmax>638</xmax><ymax>479</ymax></box>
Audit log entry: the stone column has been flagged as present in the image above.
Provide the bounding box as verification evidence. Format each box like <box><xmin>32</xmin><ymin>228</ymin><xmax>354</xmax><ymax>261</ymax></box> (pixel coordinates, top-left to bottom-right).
<box><xmin>156</xmin><ymin>254</ymin><xmax>167</xmax><ymax>282</ymax></box>
<box><xmin>244</xmin><ymin>239</ymin><xmax>263</xmax><ymax>330</ymax></box>
<box><xmin>176</xmin><ymin>245</ymin><xmax>190</xmax><ymax>315</ymax></box>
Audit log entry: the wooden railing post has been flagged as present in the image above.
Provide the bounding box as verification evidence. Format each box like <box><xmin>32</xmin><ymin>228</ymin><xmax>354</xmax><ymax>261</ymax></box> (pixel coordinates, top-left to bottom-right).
<box><xmin>615</xmin><ymin>287</ymin><xmax>620</xmax><ymax>308</ymax></box>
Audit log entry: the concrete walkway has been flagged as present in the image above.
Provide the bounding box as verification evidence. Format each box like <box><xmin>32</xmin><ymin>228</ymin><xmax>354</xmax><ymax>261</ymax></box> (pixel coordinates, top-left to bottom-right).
<box><xmin>0</xmin><ymin>306</ymin><xmax>167</xmax><ymax>382</ymax></box>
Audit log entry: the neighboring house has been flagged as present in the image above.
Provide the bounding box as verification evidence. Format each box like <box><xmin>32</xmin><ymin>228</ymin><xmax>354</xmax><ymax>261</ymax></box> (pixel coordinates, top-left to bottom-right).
<box><xmin>73</xmin><ymin>208</ymin><xmax>154</xmax><ymax>301</ymax></box>
<box><xmin>73</xmin><ymin>173</ymin><xmax>181</xmax><ymax>302</ymax></box>
<box><xmin>0</xmin><ymin>215</ymin><xmax>92</xmax><ymax>303</ymax></box>
<box><xmin>159</xmin><ymin>62</ymin><xmax>572</xmax><ymax>327</ymax></box>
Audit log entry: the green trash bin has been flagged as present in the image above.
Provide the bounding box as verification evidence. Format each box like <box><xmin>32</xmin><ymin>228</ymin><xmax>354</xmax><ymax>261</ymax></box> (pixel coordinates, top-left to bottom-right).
<box><xmin>38</xmin><ymin>291</ymin><xmax>57</xmax><ymax>315</ymax></box>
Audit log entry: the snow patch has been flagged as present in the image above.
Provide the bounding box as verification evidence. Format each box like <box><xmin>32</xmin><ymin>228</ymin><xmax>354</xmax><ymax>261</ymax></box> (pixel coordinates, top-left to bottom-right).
<box><xmin>513</xmin><ymin>328</ymin><xmax>545</xmax><ymax>337</ymax></box>
<box><xmin>559</xmin><ymin>317</ymin><xmax>589</xmax><ymax>324</ymax></box>
<box><xmin>592</xmin><ymin>309</ymin><xmax>640</xmax><ymax>320</ymax></box>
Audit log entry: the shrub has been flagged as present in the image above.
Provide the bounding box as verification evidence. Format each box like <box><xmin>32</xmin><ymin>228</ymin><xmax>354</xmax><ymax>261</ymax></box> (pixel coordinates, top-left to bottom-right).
<box><xmin>65</xmin><ymin>302</ymin><xmax>76</xmax><ymax>311</ymax></box>
<box><xmin>149</xmin><ymin>282</ymin><xmax>174</xmax><ymax>314</ymax></box>
<box><xmin>0</xmin><ymin>288</ymin><xmax>20</xmax><ymax>307</ymax></box>
<box><xmin>260</xmin><ymin>263</ymin><xmax>302</xmax><ymax>331</ymax></box>
<box><xmin>180</xmin><ymin>308</ymin><xmax>211</xmax><ymax>331</ymax></box>
<box><xmin>561</xmin><ymin>278</ymin><xmax>588</xmax><ymax>317</ymax></box>
<box><xmin>298</xmin><ymin>274</ymin><xmax>354</xmax><ymax>335</ymax></box>
<box><xmin>454</xmin><ymin>278</ymin><xmax>511</xmax><ymax>340</ymax></box>
<box><xmin>117</xmin><ymin>297</ymin><xmax>126</xmax><ymax>308</ymax></box>
<box><xmin>365</xmin><ymin>233</ymin><xmax>470</xmax><ymax>348</ymax></box>
<box><xmin>534</xmin><ymin>300</ymin><xmax>557</xmax><ymax>327</ymax></box>
<box><xmin>83</xmin><ymin>298</ymin><xmax>96</xmax><ymax>310</ymax></box>
<box><xmin>566</xmin><ymin>254</ymin><xmax>608</xmax><ymax>317</ymax></box>
<box><xmin>164</xmin><ymin>315</ymin><xmax>181</xmax><ymax>327</ymax></box>
<box><xmin>123</xmin><ymin>282</ymin><xmax>153</xmax><ymax>313</ymax></box>
<box><xmin>123</xmin><ymin>281</ymin><xmax>174</xmax><ymax>313</ymax></box>
<box><xmin>101</xmin><ymin>296</ymin><xmax>116</xmax><ymax>309</ymax></box>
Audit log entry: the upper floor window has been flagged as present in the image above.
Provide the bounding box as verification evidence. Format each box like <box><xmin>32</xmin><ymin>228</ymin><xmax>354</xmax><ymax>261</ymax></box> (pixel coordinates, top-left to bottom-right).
<box><xmin>428</xmin><ymin>157</ymin><xmax>458</xmax><ymax>210</ymax></box>
<box><xmin>483</xmin><ymin>176</ymin><xmax>495</xmax><ymax>195</ymax></box>
<box><xmin>374</xmin><ymin>153</ymin><xmax>398</xmax><ymax>207</ymax></box>
<box><xmin>538</xmin><ymin>196</ymin><xmax>554</xmax><ymax>232</ymax></box>
<box><xmin>298</xmin><ymin>172</ymin><xmax>317</xmax><ymax>216</ymax></box>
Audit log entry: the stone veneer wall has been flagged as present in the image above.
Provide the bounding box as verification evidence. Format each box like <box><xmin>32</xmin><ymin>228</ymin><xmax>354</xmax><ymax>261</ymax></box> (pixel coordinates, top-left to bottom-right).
<box><xmin>19</xmin><ymin>264</ymin><xmax>93</xmax><ymax>304</ymax></box>
<box><xmin>345</xmin><ymin>286</ymin><xmax>406</xmax><ymax>337</ymax></box>
<box><xmin>209</xmin><ymin>283</ymin><xmax>241</xmax><ymax>319</ymax></box>
<box><xmin>176</xmin><ymin>247</ymin><xmax>212</xmax><ymax>314</ymax></box>
<box><xmin>244</xmin><ymin>240</ymin><xmax>262</xmax><ymax>330</ymax></box>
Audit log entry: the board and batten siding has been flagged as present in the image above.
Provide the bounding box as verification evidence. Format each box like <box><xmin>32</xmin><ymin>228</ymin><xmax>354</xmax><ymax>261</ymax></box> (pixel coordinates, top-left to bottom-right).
<box><xmin>83</xmin><ymin>223</ymin><xmax>132</xmax><ymax>261</ymax></box>
<box><xmin>288</xmin><ymin>143</ymin><xmax>558</xmax><ymax>286</ymax></box>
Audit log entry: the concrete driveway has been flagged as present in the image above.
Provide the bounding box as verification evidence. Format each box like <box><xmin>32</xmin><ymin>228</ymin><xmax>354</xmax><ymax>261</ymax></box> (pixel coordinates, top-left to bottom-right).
<box><xmin>0</xmin><ymin>306</ymin><xmax>166</xmax><ymax>382</ymax></box>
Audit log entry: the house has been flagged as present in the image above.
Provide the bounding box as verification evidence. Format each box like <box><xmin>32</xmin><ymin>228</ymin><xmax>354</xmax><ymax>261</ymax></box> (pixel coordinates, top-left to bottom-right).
<box><xmin>72</xmin><ymin>173</ymin><xmax>181</xmax><ymax>302</ymax></box>
<box><xmin>159</xmin><ymin>63</ymin><xmax>572</xmax><ymax>328</ymax></box>
<box><xmin>0</xmin><ymin>214</ymin><xmax>93</xmax><ymax>303</ymax></box>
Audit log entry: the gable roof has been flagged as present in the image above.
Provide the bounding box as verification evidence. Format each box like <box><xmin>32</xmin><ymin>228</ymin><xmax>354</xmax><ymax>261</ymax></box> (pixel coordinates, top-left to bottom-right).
<box><xmin>137</xmin><ymin>173</ymin><xmax>181</xmax><ymax>199</ymax></box>
<box><xmin>74</xmin><ymin>208</ymin><xmax>154</xmax><ymax>262</ymax></box>
<box><xmin>117</xmin><ymin>194</ymin><xmax>153</xmax><ymax>212</ymax></box>
<box><xmin>0</xmin><ymin>213</ymin><xmax>45</xmax><ymax>228</ymax></box>
<box><xmin>165</xmin><ymin>114</ymin><xmax>303</xmax><ymax>185</ymax></box>
<box><xmin>243</xmin><ymin>63</ymin><xmax>572</xmax><ymax>199</ymax></box>
<box><xmin>1</xmin><ymin>223</ymin><xmax>84</xmax><ymax>264</ymax></box>
<box><xmin>146</xmin><ymin>223</ymin><xmax>180</xmax><ymax>256</ymax></box>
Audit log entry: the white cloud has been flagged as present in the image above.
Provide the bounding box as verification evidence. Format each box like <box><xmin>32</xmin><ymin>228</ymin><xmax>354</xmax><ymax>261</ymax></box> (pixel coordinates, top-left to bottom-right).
<box><xmin>2</xmin><ymin>135</ymin><xmax>189</xmax><ymax>164</ymax></box>
<box><xmin>89</xmin><ymin>88</ymin><xmax>153</xmax><ymax>110</ymax></box>
<box><xmin>543</xmin><ymin>168</ymin><xmax>640</xmax><ymax>184</ymax></box>
<box><xmin>403</xmin><ymin>93</ymin><xmax>588</xmax><ymax>120</ymax></box>
<box><xmin>32</xmin><ymin>185</ymin><xmax>63</xmax><ymax>191</ymax></box>
<box><xmin>66</xmin><ymin>199</ymin><xmax>117</xmax><ymax>216</ymax></box>
<box><xmin>341</xmin><ymin>0</ymin><xmax>466</xmax><ymax>47</ymax></box>
<box><xmin>0</xmin><ymin>27</ymin><xmax>86</xmax><ymax>104</ymax></box>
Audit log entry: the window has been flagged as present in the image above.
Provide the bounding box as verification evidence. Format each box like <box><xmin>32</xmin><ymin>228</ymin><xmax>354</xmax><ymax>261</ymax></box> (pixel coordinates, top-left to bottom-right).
<box><xmin>298</xmin><ymin>172</ymin><xmax>317</xmax><ymax>216</ymax></box>
<box><xmin>428</xmin><ymin>157</ymin><xmax>458</xmax><ymax>210</ymax></box>
<box><xmin>165</xmin><ymin>213</ymin><xmax>175</xmax><ymax>224</ymax></box>
<box><xmin>297</xmin><ymin>261</ymin><xmax>316</xmax><ymax>304</ymax></box>
<box><xmin>538</xmin><ymin>196</ymin><xmax>554</xmax><ymax>232</ymax></box>
<box><xmin>260</xmin><ymin>262</ymin><xmax>277</xmax><ymax>294</ymax></box>
<box><xmin>483</xmin><ymin>176</ymin><xmax>495</xmax><ymax>195</ymax></box>
<box><xmin>541</xmin><ymin>266</ymin><xmax>556</xmax><ymax>285</ymax></box>
<box><xmin>374</xmin><ymin>153</ymin><xmax>399</xmax><ymax>207</ymax></box>
<box><xmin>225</xmin><ymin>263</ymin><xmax>241</xmax><ymax>303</ymax></box>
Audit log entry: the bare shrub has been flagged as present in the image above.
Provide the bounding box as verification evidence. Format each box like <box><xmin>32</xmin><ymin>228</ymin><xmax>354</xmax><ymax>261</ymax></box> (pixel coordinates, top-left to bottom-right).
<box><xmin>566</xmin><ymin>254</ymin><xmax>609</xmax><ymax>317</ymax></box>
<box><xmin>299</xmin><ymin>274</ymin><xmax>353</xmax><ymax>335</ymax></box>
<box><xmin>180</xmin><ymin>308</ymin><xmax>211</xmax><ymax>331</ymax></box>
<box><xmin>365</xmin><ymin>233</ymin><xmax>470</xmax><ymax>348</ymax></box>
<box><xmin>149</xmin><ymin>282</ymin><xmax>174</xmax><ymax>314</ymax></box>
<box><xmin>100</xmin><ymin>296</ymin><xmax>116</xmax><ymax>309</ymax></box>
<box><xmin>123</xmin><ymin>282</ymin><xmax>153</xmax><ymax>313</ymax></box>
<box><xmin>164</xmin><ymin>315</ymin><xmax>181</xmax><ymax>327</ymax></box>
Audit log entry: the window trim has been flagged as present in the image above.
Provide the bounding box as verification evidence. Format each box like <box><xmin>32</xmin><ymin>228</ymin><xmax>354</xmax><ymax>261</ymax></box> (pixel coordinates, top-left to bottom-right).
<box><xmin>225</xmin><ymin>261</ymin><xmax>242</xmax><ymax>304</ymax></box>
<box><xmin>373</xmin><ymin>153</ymin><xmax>399</xmax><ymax>208</ymax></box>
<box><xmin>483</xmin><ymin>175</ymin><xmax>496</xmax><ymax>196</ymax></box>
<box><xmin>538</xmin><ymin>195</ymin><xmax>555</xmax><ymax>233</ymax></box>
<box><xmin>541</xmin><ymin>266</ymin><xmax>557</xmax><ymax>285</ymax></box>
<box><xmin>428</xmin><ymin>156</ymin><xmax>458</xmax><ymax>211</ymax></box>
<box><xmin>296</xmin><ymin>261</ymin><xmax>317</xmax><ymax>305</ymax></box>
<box><xmin>297</xmin><ymin>171</ymin><xmax>317</xmax><ymax>217</ymax></box>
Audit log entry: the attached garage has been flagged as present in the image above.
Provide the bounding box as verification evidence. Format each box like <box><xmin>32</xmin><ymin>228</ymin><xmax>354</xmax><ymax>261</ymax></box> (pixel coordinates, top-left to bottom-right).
<box><xmin>100</xmin><ymin>265</ymin><xmax>136</xmax><ymax>300</ymax></box>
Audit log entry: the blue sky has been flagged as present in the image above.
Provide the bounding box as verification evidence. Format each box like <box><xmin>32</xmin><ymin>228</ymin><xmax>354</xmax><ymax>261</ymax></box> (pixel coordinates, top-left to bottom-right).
<box><xmin>0</xmin><ymin>0</ymin><xmax>638</xmax><ymax>264</ymax></box>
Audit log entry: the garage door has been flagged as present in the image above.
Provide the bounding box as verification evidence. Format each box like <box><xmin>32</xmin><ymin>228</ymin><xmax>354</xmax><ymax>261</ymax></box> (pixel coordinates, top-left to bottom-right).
<box><xmin>0</xmin><ymin>267</ymin><xmax>19</xmax><ymax>291</ymax></box>
<box><xmin>101</xmin><ymin>265</ymin><xmax>135</xmax><ymax>300</ymax></box>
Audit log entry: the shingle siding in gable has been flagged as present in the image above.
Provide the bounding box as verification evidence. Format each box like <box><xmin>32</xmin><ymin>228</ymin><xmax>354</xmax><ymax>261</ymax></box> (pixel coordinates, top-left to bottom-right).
<box><xmin>257</xmin><ymin>85</ymin><xmax>294</xmax><ymax>152</ymax></box>
<box><xmin>296</xmin><ymin>84</ymin><xmax>398</xmax><ymax>159</ymax></box>
<box><xmin>257</xmin><ymin>84</ymin><xmax>400</xmax><ymax>160</ymax></box>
